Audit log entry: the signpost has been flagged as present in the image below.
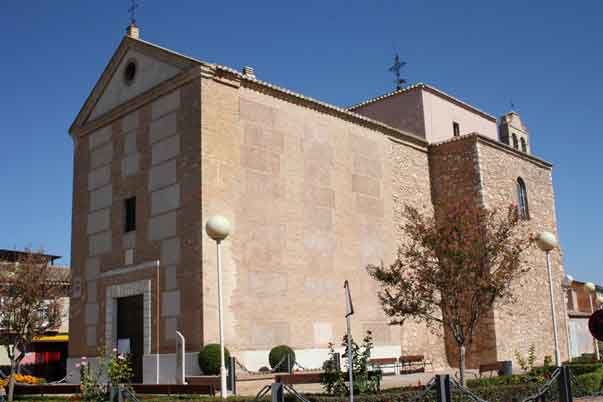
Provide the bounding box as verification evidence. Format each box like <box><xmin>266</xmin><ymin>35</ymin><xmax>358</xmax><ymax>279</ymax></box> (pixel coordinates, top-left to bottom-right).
<box><xmin>344</xmin><ymin>280</ymin><xmax>354</xmax><ymax>402</ymax></box>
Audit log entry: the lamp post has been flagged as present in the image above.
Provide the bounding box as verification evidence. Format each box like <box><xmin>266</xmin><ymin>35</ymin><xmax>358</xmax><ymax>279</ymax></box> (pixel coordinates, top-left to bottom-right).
<box><xmin>585</xmin><ymin>282</ymin><xmax>600</xmax><ymax>361</ymax></box>
<box><xmin>562</xmin><ymin>274</ymin><xmax>574</xmax><ymax>360</ymax></box>
<box><xmin>206</xmin><ymin>215</ymin><xmax>232</xmax><ymax>399</ymax></box>
<box><xmin>536</xmin><ymin>231</ymin><xmax>561</xmax><ymax>367</ymax></box>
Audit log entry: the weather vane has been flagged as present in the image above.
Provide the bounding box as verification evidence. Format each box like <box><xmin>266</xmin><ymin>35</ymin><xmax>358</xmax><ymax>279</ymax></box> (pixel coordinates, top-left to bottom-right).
<box><xmin>389</xmin><ymin>54</ymin><xmax>407</xmax><ymax>90</ymax></box>
<box><xmin>128</xmin><ymin>0</ymin><xmax>139</xmax><ymax>25</ymax></box>
<box><xmin>510</xmin><ymin>100</ymin><xmax>517</xmax><ymax>112</ymax></box>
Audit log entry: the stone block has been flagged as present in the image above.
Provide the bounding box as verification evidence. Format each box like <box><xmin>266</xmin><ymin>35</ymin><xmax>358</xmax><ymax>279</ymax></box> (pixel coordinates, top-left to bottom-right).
<box><xmin>89</xmin><ymin>230</ymin><xmax>111</xmax><ymax>256</ymax></box>
<box><xmin>87</xmin><ymin>208</ymin><xmax>110</xmax><ymax>235</ymax></box>
<box><xmin>152</xmin><ymin>90</ymin><xmax>180</xmax><ymax>120</ymax></box>
<box><xmin>85</xmin><ymin>303</ymin><xmax>99</xmax><ymax>325</ymax></box>
<box><xmin>123</xmin><ymin>231</ymin><xmax>136</xmax><ymax>249</ymax></box>
<box><xmin>164</xmin><ymin>265</ymin><xmax>178</xmax><ymax>290</ymax></box>
<box><xmin>89</xmin><ymin>184</ymin><xmax>112</xmax><ymax>211</ymax></box>
<box><xmin>88</xmin><ymin>165</ymin><xmax>111</xmax><ymax>191</ymax></box>
<box><xmin>85</xmin><ymin>257</ymin><xmax>100</xmax><ymax>278</ymax></box>
<box><xmin>149</xmin><ymin>159</ymin><xmax>177</xmax><ymax>191</ymax></box>
<box><xmin>161</xmin><ymin>290</ymin><xmax>180</xmax><ymax>317</ymax></box>
<box><xmin>354</xmin><ymin>155</ymin><xmax>382</xmax><ymax>179</ymax></box>
<box><xmin>86</xmin><ymin>325</ymin><xmax>97</xmax><ymax>347</ymax></box>
<box><xmin>352</xmin><ymin>174</ymin><xmax>381</xmax><ymax>197</ymax></box>
<box><xmin>240</xmin><ymin>146</ymin><xmax>280</xmax><ymax>174</ymax></box>
<box><xmin>251</xmin><ymin>322</ymin><xmax>289</xmax><ymax>348</ymax></box>
<box><xmin>240</xmin><ymin>99</ymin><xmax>274</xmax><ymax>125</ymax></box>
<box><xmin>122</xmin><ymin>111</ymin><xmax>138</xmax><ymax>133</ymax></box>
<box><xmin>90</xmin><ymin>142</ymin><xmax>113</xmax><ymax>169</ymax></box>
<box><xmin>304</xmin><ymin>207</ymin><xmax>332</xmax><ymax>231</ymax></box>
<box><xmin>304</xmin><ymin>185</ymin><xmax>334</xmax><ymax>209</ymax></box>
<box><xmin>249</xmin><ymin>271</ymin><xmax>287</xmax><ymax>297</ymax></box>
<box><xmin>160</xmin><ymin>237</ymin><xmax>180</xmax><ymax>266</ymax></box>
<box><xmin>121</xmin><ymin>153</ymin><xmax>140</xmax><ymax>177</ymax></box>
<box><xmin>151</xmin><ymin>184</ymin><xmax>180</xmax><ymax>216</ymax></box>
<box><xmin>313</xmin><ymin>322</ymin><xmax>334</xmax><ymax>345</ymax></box>
<box><xmin>124</xmin><ymin>131</ymin><xmax>137</xmax><ymax>155</ymax></box>
<box><xmin>148</xmin><ymin>211</ymin><xmax>177</xmax><ymax>241</ymax></box>
<box><xmin>164</xmin><ymin>317</ymin><xmax>178</xmax><ymax>340</ymax></box>
<box><xmin>355</xmin><ymin>194</ymin><xmax>383</xmax><ymax>217</ymax></box>
<box><xmin>149</xmin><ymin>112</ymin><xmax>178</xmax><ymax>144</ymax></box>
<box><xmin>89</xmin><ymin>126</ymin><xmax>111</xmax><ymax>150</ymax></box>
<box><xmin>152</xmin><ymin>134</ymin><xmax>180</xmax><ymax>166</ymax></box>
<box><xmin>87</xmin><ymin>280</ymin><xmax>97</xmax><ymax>303</ymax></box>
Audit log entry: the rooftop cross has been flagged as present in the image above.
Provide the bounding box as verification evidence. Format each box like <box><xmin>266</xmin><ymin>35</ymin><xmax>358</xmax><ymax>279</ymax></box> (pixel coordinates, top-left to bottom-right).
<box><xmin>128</xmin><ymin>0</ymin><xmax>139</xmax><ymax>25</ymax></box>
<box><xmin>388</xmin><ymin>54</ymin><xmax>407</xmax><ymax>90</ymax></box>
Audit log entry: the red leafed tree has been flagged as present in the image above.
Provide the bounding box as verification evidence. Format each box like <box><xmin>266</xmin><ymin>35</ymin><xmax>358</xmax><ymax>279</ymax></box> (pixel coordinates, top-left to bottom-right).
<box><xmin>0</xmin><ymin>250</ymin><xmax>66</xmax><ymax>401</ymax></box>
<box><xmin>367</xmin><ymin>202</ymin><xmax>533</xmax><ymax>384</ymax></box>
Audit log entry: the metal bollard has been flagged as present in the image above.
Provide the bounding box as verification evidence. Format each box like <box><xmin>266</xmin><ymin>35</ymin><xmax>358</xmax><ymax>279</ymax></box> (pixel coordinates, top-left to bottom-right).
<box><xmin>558</xmin><ymin>366</ymin><xmax>573</xmax><ymax>402</ymax></box>
<box><xmin>271</xmin><ymin>381</ymin><xmax>284</xmax><ymax>402</ymax></box>
<box><xmin>227</xmin><ymin>356</ymin><xmax>237</xmax><ymax>395</ymax></box>
<box><xmin>435</xmin><ymin>375</ymin><xmax>451</xmax><ymax>402</ymax></box>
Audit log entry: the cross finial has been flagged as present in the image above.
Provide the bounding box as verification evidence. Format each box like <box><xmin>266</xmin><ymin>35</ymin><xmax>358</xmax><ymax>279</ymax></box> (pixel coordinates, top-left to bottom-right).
<box><xmin>388</xmin><ymin>54</ymin><xmax>407</xmax><ymax>90</ymax></box>
<box><xmin>128</xmin><ymin>0</ymin><xmax>139</xmax><ymax>25</ymax></box>
<box><xmin>510</xmin><ymin>100</ymin><xmax>517</xmax><ymax>112</ymax></box>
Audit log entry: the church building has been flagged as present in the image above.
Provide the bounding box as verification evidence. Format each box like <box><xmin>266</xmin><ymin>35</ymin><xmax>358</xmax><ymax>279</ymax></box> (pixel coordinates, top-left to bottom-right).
<box><xmin>67</xmin><ymin>25</ymin><xmax>567</xmax><ymax>383</ymax></box>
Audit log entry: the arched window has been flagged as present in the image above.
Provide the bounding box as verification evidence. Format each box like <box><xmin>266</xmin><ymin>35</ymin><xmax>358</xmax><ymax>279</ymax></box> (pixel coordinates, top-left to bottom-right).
<box><xmin>512</xmin><ymin>134</ymin><xmax>518</xmax><ymax>149</ymax></box>
<box><xmin>517</xmin><ymin>177</ymin><xmax>530</xmax><ymax>220</ymax></box>
<box><xmin>520</xmin><ymin>138</ymin><xmax>527</xmax><ymax>153</ymax></box>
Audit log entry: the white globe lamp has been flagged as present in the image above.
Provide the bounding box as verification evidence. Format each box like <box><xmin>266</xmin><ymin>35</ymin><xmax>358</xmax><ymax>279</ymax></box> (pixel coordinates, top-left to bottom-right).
<box><xmin>205</xmin><ymin>214</ymin><xmax>232</xmax><ymax>399</ymax></box>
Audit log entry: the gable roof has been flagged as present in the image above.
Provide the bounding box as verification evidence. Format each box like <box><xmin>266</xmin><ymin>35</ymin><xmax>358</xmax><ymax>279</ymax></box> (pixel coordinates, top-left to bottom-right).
<box><xmin>69</xmin><ymin>36</ymin><xmax>201</xmax><ymax>133</ymax></box>
<box><xmin>347</xmin><ymin>82</ymin><xmax>497</xmax><ymax>123</ymax></box>
<box><xmin>69</xmin><ymin>36</ymin><xmax>427</xmax><ymax>148</ymax></box>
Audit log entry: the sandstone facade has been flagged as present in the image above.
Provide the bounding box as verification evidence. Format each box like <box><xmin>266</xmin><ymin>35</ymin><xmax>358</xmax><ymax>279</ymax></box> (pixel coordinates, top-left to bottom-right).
<box><xmin>67</xmin><ymin>33</ymin><xmax>567</xmax><ymax>382</ymax></box>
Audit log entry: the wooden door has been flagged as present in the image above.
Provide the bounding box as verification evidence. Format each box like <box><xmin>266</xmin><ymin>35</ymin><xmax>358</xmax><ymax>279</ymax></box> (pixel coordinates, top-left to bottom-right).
<box><xmin>117</xmin><ymin>295</ymin><xmax>144</xmax><ymax>383</ymax></box>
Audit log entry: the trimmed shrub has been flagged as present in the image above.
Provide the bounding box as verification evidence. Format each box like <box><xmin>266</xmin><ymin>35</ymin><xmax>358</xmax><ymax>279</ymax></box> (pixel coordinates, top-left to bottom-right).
<box><xmin>564</xmin><ymin>362</ymin><xmax>603</xmax><ymax>376</ymax></box>
<box><xmin>269</xmin><ymin>345</ymin><xmax>296</xmax><ymax>372</ymax></box>
<box><xmin>198</xmin><ymin>344</ymin><xmax>230</xmax><ymax>375</ymax></box>
<box><xmin>575</xmin><ymin>369</ymin><xmax>603</xmax><ymax>394</ymax></box>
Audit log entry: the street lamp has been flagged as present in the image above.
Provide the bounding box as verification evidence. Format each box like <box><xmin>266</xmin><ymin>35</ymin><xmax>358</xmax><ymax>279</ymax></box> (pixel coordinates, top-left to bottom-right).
<box><xmin>561</xmin><ymin>274</ymin><xmax>574</xmax><ymax>360</ymax></box>
<box><xmin>205</xmin><ymin>215</ymin><xmax>231</xmax><ymax>399</ymax></box>
<box><xmin>585</xmin><ymin>282</ymin><xmax>600</xmax><ymax>361</ymax></box>
<box><xmin>536</xmin><ymin>231</ymin><xmax>561</xmax><ymax>366</ymax></box>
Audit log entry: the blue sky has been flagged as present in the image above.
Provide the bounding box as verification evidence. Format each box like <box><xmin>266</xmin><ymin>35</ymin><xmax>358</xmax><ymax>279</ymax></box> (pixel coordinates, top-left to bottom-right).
<box><xmin>1</xmin><ymin>1</ymin><xmax>601</xmax><ymax>282</ymax></box>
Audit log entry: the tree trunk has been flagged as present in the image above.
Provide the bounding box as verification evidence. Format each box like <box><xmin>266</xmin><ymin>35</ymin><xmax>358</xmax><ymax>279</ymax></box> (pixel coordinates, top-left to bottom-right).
<box><xmin>459</xmin><ymin>344</ymin><xmax>466</xmax><ymax>386</ymax></box>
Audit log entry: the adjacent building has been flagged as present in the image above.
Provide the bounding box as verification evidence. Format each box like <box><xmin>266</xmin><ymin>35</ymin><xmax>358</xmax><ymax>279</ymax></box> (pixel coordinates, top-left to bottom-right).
<box><xmin>67</xmin><ymin>25</ymin><xmax>568</xmax><ymax>382</ymax></box>
<box><xmin>0</xmin><ymin>249</ymin><xmax>70</xmax><ymax>381</ymax></box>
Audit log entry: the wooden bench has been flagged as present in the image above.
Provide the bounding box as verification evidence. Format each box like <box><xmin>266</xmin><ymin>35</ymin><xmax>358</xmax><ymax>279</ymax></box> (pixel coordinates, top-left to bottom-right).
<box><xmin>368</xmin><ymin>357</ymin><xmax>399</xmax><ymax>374</ymax></box>
<box><xmin>478</xmin><ymin>361</ymin><xmax>506</xmax><ymax>377</ymax></box>
<box><xmin>185</xmin><ymin>375</ymin><xmax>222</xmax><ymax>395</ymax></box>
<box><xmin>399</xmin><ymin>355</ymin><xmax>432</xmax><ymax>373</ymax></box>
<box><xmin>275</xmin><ymin>372</ymin><xmax>322</xmax><ymax>385</ymax></box>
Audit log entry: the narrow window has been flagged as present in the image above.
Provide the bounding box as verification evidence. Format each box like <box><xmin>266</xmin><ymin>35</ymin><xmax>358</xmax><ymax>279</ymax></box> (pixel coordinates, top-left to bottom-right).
<box><xmin>124</xmin><ymin>197</ymin><xmax>136</xmax><ymax>232</ymax></box>
<box><xmin>512</xmin><ymin>134</ymin><xmax>518</xmax><ymax>149</ymax></box>
<box><xmin>516</xmin><ymin>178</ymin><xmax>529</xmax><ymax>220</ymax></box>
<box><xmin>453</xmin><ymin>122</ymin><xmax>460</xmax><ymax>137</ymax></box>
<box><xmin>520</xmin><ymin>138</ymin><xmax>527</xmax><ymax>153</ymax></box>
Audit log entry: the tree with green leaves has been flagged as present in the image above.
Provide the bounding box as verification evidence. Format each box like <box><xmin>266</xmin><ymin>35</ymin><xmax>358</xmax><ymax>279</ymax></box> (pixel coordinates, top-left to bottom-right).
<box><xmin>367</xmin><ymin>201</ymin><xmax>533</xmax><ymax>384</ymax></box>
<box><xmin>0</xmin><ymin>250</ymin><xmax>67</xmax><ymax>401</ymax></box>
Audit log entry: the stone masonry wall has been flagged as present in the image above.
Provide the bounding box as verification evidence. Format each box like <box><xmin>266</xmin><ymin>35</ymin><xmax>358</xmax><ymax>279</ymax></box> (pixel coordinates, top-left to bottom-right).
<box><xmin>476</xmin><ymin>140</ymin><xmax>569</xmax><ymax>365</ymax></box>
<box><xmin>69</xmin><ymin>78</ymin><xmax>202</xmax><ymax>359</ymax></box>
<box><xmin>428</xmin><ymin>136</ymin><xmax>498</xmax><ymax>369</ymax></box>
<box><xmin>199</xmin><ymin>76</ymin><xmax>447</xmax><ymax>369</ymax></box>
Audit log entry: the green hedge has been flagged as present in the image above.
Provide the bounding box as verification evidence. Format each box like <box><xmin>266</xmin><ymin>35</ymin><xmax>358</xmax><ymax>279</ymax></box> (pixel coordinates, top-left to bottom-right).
<box><xmin>575</xmin><ymin>369</ymin><xmax>603</xmax><ymax>395</ymax></box>
<box><xmin>564</xmin><ymin>362</ymin><xmax>603</xmax><ymax>376</ymax></box>
<box><xmin>198</xmin><ymin>344</ymin><xmax>230</xmax><ymax>375</ymax></box>
<box><xmin>269</xmin><ymin>345</ymin><xmax>296</xmax><ymax>372</ymax></box>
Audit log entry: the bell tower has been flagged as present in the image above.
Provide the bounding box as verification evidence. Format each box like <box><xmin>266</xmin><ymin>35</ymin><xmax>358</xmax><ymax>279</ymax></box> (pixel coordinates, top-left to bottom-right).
<box><xmin>499</xmin><ymin>111</ymin><xmax>530</xmax><ymax>154</ymax></box>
